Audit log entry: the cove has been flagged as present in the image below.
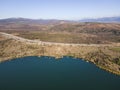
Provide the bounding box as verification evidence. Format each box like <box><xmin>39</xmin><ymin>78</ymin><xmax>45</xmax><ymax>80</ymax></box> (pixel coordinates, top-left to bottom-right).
<box><xmin>0</xmin><ymin>56</ymin><xmax>120</xmax><ymax>90</ymax></box>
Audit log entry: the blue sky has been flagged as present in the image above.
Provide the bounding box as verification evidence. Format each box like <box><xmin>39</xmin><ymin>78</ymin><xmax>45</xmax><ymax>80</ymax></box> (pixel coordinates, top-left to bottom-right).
<box><xmin>0</xmin><ymin>0</ymin><xmax>120</xmax><ymax>20</ymax></box>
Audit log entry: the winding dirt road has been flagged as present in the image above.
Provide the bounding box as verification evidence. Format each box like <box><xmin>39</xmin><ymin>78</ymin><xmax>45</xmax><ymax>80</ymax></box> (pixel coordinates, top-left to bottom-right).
<box><xmin>0</xmin><ymin>32</ymin><xmax>119</xmax><ymax>47</ymax></box>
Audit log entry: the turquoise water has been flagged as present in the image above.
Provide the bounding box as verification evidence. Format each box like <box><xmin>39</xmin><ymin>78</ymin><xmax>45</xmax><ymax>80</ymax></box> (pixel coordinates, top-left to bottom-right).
<box><xmin>0</xmin><ymin>56</ymin><xmax>120</xmax><ymax>90</ymax></box>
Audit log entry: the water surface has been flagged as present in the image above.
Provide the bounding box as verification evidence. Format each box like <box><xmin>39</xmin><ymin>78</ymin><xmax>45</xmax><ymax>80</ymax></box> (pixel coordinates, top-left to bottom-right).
<box><xmin>0</xmin><ymin>56</ymin><xmax>120</xmax><ymax>90</ymax></box>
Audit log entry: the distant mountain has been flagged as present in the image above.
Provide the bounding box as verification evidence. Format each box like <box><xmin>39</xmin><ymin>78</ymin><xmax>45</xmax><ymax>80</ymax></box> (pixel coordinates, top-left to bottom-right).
<box><xmin>0</xmin><ymin>17</ymin><xmax>120</xmax><ymax>25</ymax></box>
<box><xmin>79</xmin><ymin>17</ymin><xmax>120</xmax><ymax>23</ymax></box>
<box><xmin>0</xmin><ymin>18</ymin><xmax>73</xmax><ymax>25</ymax></box>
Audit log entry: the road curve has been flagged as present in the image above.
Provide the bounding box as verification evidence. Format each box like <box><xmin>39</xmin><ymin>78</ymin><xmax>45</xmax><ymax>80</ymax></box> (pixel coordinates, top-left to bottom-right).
<box><xmin>0</xmin><ymin>32</ymin><xmax>119</xmax><ymax>47</ymax></box>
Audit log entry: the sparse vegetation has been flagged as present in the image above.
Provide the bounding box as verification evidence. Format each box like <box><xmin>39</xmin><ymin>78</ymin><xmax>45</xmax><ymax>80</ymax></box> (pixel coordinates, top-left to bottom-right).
<box><xmin>1</xmin><ymin>22</ymin><xmax>120</xmax><ymax>44</ymax></box>
<box><xmin>110</xmin><ymin>47</ymin><xmax>120</xmax><ymax>52</ymax></box>
<box><xmin>0</xmin><ymin>22</ymin><xmax>120</xmax><ymax>75</ymax></box>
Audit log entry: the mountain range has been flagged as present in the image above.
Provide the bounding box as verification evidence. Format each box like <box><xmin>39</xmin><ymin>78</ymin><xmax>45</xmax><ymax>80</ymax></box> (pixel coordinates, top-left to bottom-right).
<box><xmin>0</xmin><ymin>18</ymin><xmax>72</xmax><ymax>25</ymax></box>
<box><xmin>0</xmin><ymin>16</ymin><xmax>120</xmax><ymax>24</ymax></box>
<box><xmin>79</xmin><ymin>16</ymin><xmax>120</xmax><ymax>23</ymax></box>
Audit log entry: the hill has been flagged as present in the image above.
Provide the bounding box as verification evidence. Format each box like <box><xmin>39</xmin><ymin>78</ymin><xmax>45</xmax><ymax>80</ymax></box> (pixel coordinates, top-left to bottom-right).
<box><xmin>0</xmin><ymin>18</ymin><xmax>72</xmax><ymax>25</ymax></box>
<box><xmin>79</xmin><ymin>16</ymin><xmax>120</xmax><ymax>23</ymax></box>
<box><xmin>0</xmin><ymin>18</ymin><xmax>120</xmax><ymax>75</ymax></box>
<box><xmin>0</xmin><ymin>32</ymin><xmax>120</xmax><ymax>75</ymax></box>
<box><xmin>0</xmin><ymin>19</ymin><xmax>120</xmax><ymax>44</ymax></box>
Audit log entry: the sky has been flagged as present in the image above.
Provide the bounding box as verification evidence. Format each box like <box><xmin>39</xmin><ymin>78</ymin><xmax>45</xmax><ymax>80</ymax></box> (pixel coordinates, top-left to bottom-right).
<box><xmin>0</xmin><ymin>0</ymin><xmax>120</xmax><ymax>20</ymax></box>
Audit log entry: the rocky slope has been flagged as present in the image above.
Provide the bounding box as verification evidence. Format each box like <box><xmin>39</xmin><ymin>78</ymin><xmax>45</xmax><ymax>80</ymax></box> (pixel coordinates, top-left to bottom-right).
<box><xmin>0</xmin><ymin>32</ymin><xmax>120</xmax><ymax>75</ymax></box>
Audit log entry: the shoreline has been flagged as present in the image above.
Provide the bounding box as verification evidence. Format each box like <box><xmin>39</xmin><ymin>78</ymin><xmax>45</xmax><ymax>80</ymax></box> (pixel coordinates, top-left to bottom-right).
<box><xmin>1</xmin><ymin>55</ymin><xmax>120</xmax><ymax>76</ymax></box>
<box><xmin>0</xmin><ymin>32</ymin><xmax>120</xmax><ymax>76</ymax></box>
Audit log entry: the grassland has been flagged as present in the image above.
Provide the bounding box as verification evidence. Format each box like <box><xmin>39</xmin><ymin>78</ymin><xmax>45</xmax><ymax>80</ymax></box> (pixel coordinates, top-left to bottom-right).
<box><xmin>1</xmin><ymin>22</ymin><xmax>120</xmax><ymax>44</ymax></box>
<box><xmin>0</xmin><ymin>22</ymin><xmax>120</xmax><ymax>75</ymax></box>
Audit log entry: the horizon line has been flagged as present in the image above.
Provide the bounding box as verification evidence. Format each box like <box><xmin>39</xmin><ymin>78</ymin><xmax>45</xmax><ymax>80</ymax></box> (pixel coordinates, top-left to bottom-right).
<box><xmin>0</xmin><ymin>15</ymin><xmax>120</xmax><ymax>21</ymax></box>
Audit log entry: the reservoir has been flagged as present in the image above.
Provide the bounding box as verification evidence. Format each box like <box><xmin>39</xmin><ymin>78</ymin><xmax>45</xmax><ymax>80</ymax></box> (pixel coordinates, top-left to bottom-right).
<box><xmin>0</xmin><ymin>56</ymin><xmax>120</xmax><ymax>90</ymax></box>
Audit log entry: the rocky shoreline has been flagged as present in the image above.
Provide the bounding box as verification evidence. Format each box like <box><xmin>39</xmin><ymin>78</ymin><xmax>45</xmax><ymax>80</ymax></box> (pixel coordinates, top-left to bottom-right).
<box><xmin>0</xmin><ymin>32</ymin><xmax>120</xmax><ymax>75</ymax></box>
